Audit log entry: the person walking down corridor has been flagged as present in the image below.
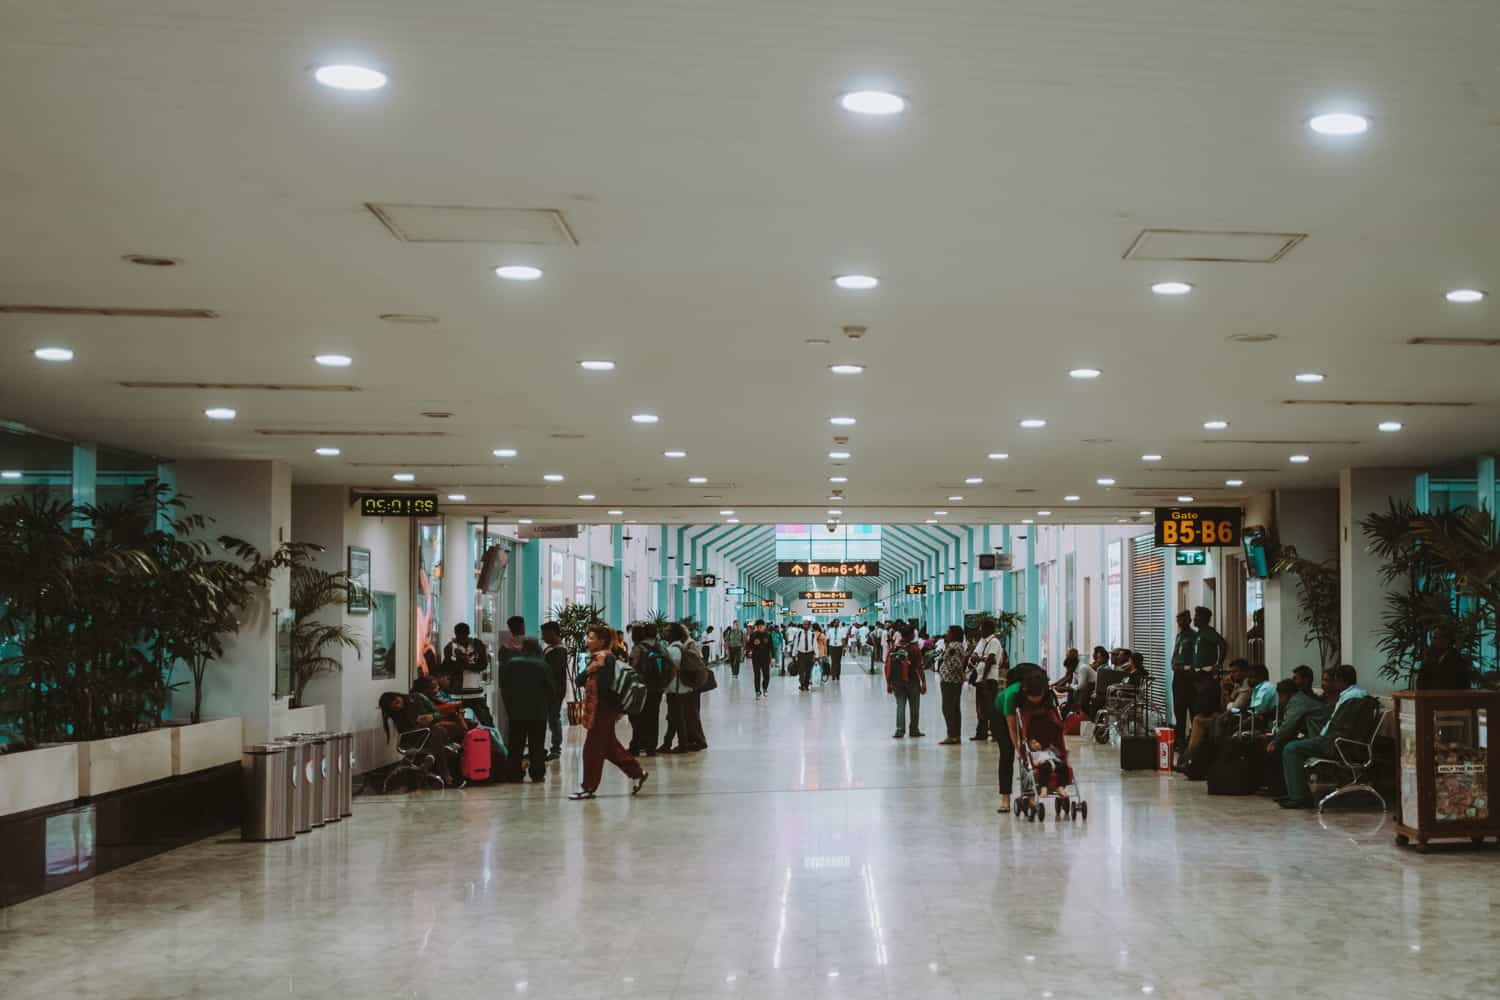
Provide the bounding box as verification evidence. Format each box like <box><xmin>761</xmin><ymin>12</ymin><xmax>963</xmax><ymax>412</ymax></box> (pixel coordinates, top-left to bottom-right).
<box><xmin>723</xmin><ymin>620</ymin><xmax>745</xmax><ymax>678</ymax></box>
<box><xmin>827</xmin><ymin>619</ymin><xmax>847</xmax><ymax>681</ymax></box>
<box><xmin>570</xmin><ymin>625</ymin><xmax>648</xmax><ymax>800</ymax></box>
<box><xmin>747</xmin><ymin>620</ymin><xmax>774</xmax><ymax>699</ymax></box>
<box><xmin>937</xmin><ymin>625</ymin><xmax>968</xmax><ymax>744</ymax></box>
<box><xmin>886</xmin><ymin>624</ymin><xmax>927</xmax><ymax>738</ymax></box>
<box><xmin>499</xmin><ymin>638</ymin><xmax>554</xmax><ymax>782</ymax></box>
<box><xmin>790</xmin><ymin>621</ymin><xmax>817</xmax><ymax>691</ymax></box>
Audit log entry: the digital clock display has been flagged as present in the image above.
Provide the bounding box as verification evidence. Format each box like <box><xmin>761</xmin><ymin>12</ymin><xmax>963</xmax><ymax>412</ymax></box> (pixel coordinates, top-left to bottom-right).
<box><xmin>360</xmin><ymin>494</ymin><xmax>439</xmax><ymax>517</ymax></box>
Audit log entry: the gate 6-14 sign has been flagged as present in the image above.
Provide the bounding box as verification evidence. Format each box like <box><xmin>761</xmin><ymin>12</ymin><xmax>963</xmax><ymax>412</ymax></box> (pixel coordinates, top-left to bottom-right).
<box><xmin>1154</xmin><ymin>507</ymin><xmax>1242</xmax><ymax>548</ymax></box>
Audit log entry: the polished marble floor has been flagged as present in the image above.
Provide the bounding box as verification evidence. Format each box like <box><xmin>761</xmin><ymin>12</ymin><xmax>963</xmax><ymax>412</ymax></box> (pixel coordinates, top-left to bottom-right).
<box><xmin>2</xmin><ymin>667</ymin><xmax>1496</xmax><ymax>1000</ymax></box>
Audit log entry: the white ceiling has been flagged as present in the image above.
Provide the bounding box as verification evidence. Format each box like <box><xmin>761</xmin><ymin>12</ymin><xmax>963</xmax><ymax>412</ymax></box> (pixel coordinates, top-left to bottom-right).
<box><xmin>2</xmin><ymin>1</ymin><xmax>1499</xmax><ymax>524</ymax></box>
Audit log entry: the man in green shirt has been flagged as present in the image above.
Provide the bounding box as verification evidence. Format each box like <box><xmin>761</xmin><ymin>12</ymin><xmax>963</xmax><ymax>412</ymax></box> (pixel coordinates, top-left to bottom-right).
<box><xmin>1170</xmin><ymin>610</ymin><xmax>1197</xmax><ymax>743</ymax></box>
<box><xmin>723</xmin><ymin>621</ymin><xmax>745</xmax><ymax>678</ymax></box>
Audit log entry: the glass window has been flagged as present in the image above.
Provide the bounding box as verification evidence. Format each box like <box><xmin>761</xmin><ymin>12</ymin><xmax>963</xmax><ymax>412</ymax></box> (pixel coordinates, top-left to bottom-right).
<box><xmin>776</xmin><ymin>524</ymin><xmax>881</xmax><ymax>563</ymax></box>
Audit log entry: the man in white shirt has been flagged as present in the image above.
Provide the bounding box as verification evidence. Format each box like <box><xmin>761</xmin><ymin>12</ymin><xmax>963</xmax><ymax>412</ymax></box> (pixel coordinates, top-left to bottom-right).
<box><xmin>827</xmin><ymin>620</ymin><xmax>848</xmax><ymax>682</ymax></box>
<box><xmin>789</xmin><ymin>622</ymin><xmax>817</xmax><ymax>691</ymax></box>
<box><xmin>970</xmin><ymin>620</ymin><xmax>1006</xmax><ymax>742</ymax></box>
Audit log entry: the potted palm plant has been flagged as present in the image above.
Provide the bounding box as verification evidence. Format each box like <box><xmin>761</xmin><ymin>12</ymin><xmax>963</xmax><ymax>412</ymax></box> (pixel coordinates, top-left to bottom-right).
<box><xmin>1271</xmin><ymin>546</ymin><xmax>1342</xmax><ymax>668</ymax></box>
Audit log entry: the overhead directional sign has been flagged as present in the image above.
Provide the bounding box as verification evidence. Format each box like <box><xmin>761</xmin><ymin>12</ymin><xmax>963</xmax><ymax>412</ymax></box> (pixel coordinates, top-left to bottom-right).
<box><xmin>760</xmin><ymin>599</ymin><xmax>777</xmax><ymax>607</ymax></box>
<box><xmin>778</xmin><ymin>561</ymin><xmax>879</xmax><ymax>578</ymax></box>
<box><xmin>741</xmin><ymin>601</ymin><xmax>760</xmax><ymax>607</ymax></box>
<box><xmin>1154</xmin><ymin>507</ymin><xmax>1242</xmax><ymax>548</ymax></box>
<box><xmin>799</xmin><ymin>590</ymin><xmax>852</xmax><ymax>600</ymax></box>
<box><xmin>727</xmin><ymin>586</ymin><xmax>746</xmax><ymax>595</ymax></box>
<box><xmin>904</xmin><ymin>584</ymin><xmax>928</xmax><ymax>595</ymax></box>
<box><xmin>805</xmin><ymin>601</ymin><xmax>846</xmax><ymax>614</ymax></box>
<box><xmin>943</xmin><ymin>583</ymin><xmax>967</xmax><ymax>592</ymax></box>
<box><xmin>1176</xmin><ymin>549</ymin><xmax>1207</xmax><ymax>566</ymax></box>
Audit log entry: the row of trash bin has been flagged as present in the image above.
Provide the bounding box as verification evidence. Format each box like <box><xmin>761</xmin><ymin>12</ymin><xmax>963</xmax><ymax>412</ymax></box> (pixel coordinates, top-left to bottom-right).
<box><xmin>242</xmin><ymin>732</ymin><xmax>355</xmax><ymax>841</ymax></box>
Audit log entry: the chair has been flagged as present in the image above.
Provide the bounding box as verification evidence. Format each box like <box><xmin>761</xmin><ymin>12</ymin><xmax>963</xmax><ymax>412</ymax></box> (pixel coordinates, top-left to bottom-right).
<box><xmin>1304</xmin><ymin>701</ymin><xmax>1388</xmax><ymax>814</ymax></box>
<box><xmin>381</xmin><ymin>727</ymin><xmax>447</xmax><ymax>793</ymax></box>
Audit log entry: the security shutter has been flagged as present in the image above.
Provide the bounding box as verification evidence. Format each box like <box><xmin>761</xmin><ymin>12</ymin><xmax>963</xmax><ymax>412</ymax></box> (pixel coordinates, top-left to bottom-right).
<box><xmin>1129</xmin><ymin>534</ymin><xmax>1168</xmax><ymax>719</ymax></box>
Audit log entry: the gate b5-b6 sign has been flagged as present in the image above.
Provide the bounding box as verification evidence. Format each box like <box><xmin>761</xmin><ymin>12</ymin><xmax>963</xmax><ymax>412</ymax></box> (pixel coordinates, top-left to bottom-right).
<box><xmin>1154</xmin><ymin>507</ymin><xmax>1242</xmax><ymax>548</ymax></box>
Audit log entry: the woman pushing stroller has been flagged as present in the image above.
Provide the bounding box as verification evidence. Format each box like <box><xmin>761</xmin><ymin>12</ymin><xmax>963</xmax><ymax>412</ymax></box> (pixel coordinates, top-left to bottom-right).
<box><xmin>1010</xmin><ymin>669</ymin><xmax>1086</xmax><ymax>821</ymax></box>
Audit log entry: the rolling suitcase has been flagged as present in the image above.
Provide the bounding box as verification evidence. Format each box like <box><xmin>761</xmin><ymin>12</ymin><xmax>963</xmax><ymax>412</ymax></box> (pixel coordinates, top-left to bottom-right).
<box><xmin>461</xmin><ymin>727</ymin><xmax>492</xmax><ymax>783</ymax></box>
<box><xmin>1120</xmin><ymin>734</ymin><xmax>1156</xmax><ymax>771</ymax></box>
<box><xmin>1208</xmin><ymin>740</ymin><xmax>1254</xmax><ymax>795</ymax></box>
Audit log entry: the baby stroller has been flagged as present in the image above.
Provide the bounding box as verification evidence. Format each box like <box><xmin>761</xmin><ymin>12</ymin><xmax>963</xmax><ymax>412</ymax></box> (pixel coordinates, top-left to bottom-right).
<box><xmin>1014</xmin><ymin>689</ymin><xmax>1087</xmax><ymax>822</ymax></box>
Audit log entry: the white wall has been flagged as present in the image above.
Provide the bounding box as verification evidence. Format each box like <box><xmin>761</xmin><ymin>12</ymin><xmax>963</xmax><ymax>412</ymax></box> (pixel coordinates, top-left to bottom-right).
<box><xmin>1341</xmin><ymin>468</ymin><xmax>1416</xmax><ymax>695</ymax></box>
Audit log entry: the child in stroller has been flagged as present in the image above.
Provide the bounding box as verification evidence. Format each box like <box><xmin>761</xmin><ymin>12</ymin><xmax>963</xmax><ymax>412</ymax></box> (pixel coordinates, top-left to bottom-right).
<box><xmin>1014</xmin><ymin>672</ymin><xmax>1087</xmax><ymax>821</ymax></box>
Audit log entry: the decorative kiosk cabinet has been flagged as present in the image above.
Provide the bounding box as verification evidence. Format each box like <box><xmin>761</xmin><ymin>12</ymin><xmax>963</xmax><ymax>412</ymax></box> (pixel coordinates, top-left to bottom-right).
<box><xmin>1393</xmin><ymin>691</ymin><xmax>1500</xmax><ymax>850</ymax></box>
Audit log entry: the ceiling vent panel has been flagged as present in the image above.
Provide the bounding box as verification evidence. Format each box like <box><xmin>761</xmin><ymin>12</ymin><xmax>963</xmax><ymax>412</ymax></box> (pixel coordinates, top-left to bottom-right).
<box><xmin>1282</xmin><ymin>399</ymin><xmax>1472</xmax><ymax>408</ymax></box>
<box><xmin>1407</xmin><ymin>337</ymin><xmax>1500</xmax><ymax>348</ymax></box>
<box><xmin>255</xmin><ymin>429</ymin><xmax>445</xmax><ymax>438</ymax></box>
<box><xmin>1123</xmin><ymin>229</ymin><xmax>1306</xmax><ymax>263</ymax></box>
<box><xmin>366</xmin><ymin>203</ymin><xmax>578</xmax><ymax>245</ymax></box>
<box><xmin>0</xmin><ymin>305</ymin><xmax>218</xmax><ymax>319</ymax></box>
<box><xmin>121</xmin><ymin>381</ymin><xmax>360</xmax><ymax>392</ymax></box>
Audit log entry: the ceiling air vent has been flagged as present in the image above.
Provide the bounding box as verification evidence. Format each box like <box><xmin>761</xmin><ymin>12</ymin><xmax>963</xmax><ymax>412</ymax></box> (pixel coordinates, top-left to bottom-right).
<box><xmin>0</xmin><ymin>305</ymin><xmax>217</xmax><ymax>319</ymax></box>
<box><xmin>1282</xmin><ymin>399</ymin><xmax>1472</xmax><ymax>408</ymax></box>
<box><xmin>121</xmin><ymin>381</ymin><xmax>359</xmax><ymax>392</ymax></box>
<box><xmin>1123</xmin><ymin>229</ymin><xmax>1306</xmax><ymax>263</ymax></box>
<box><xmin>1407</xmin><ymin>337</ymin><xmax>1500</xmax><ymax>348</ymax></box>
<box><xmin>366</xmin><ymin>203</ymin><xmax>578</xmax><ymax>245</ymax></box>
<box><xmin>256</xmin><ymin>429</ymin><xmax>445</xmax><ymax>438</ymax></box>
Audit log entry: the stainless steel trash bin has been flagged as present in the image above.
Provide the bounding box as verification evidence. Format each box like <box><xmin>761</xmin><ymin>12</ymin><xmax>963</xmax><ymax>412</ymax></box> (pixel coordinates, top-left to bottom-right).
<box><xmin>319</xmin><ymin>732</ymin><xmax>339</xmax><ymax>823</ymax></box>
<box><xmin>337</xmin><ymin>731</ymin><xmax>354</xmax><ymax>818</ymax></box>
<box><xmin>242</xmin><ymin>744</ymin><xmax>294</xmax><ymax>842</ymax></box>
<box><xmin>286</xmin><ymin>739</ymin><xmax>310</xmax><ymax>833</ymax></box>
<box><xmin>295</xmin><ymin>734</ymin><xmax>327</xmax><ymax>827</ymax></box>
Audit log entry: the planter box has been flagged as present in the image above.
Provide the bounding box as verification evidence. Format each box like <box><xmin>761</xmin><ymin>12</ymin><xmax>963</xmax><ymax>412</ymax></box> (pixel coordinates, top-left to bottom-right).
<box><xmin>77</xmin><ymin>728</ymin><xmax>173</xmax><ymax>798</ymax></box>
<box><xmin>170</xmin><ymin>718</ymin><xmax>243</xmax><ymax>776</ymax></box>
<box><xmin>0</xmin><ymin>743</ymin><xmax>80</xmax><ymax>818</ymax></box>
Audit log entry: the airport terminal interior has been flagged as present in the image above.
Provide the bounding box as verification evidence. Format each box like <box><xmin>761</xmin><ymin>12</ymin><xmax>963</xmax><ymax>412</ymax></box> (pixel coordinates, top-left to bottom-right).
<box><xmin>3</xmin><ymin>3</ymin><xmax>1500</xmax><ymax>998</ymax></box>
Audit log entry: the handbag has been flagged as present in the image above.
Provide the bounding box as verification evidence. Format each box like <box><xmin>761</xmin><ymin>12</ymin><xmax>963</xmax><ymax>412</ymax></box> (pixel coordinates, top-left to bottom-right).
<box><xmin>697</xmin><ymin>668</ymin><xmax>718</xmax><ymax>693</ymax></box>
<box><xmin>566</xmin><ymin>700</ymin><xmax>586</xmax><ymax>725</ymax></box>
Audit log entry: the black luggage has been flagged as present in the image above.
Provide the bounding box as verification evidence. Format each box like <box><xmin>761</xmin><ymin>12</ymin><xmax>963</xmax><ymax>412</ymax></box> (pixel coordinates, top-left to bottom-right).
<box><xmin>1120</xmin><ymin>734</ymin><xmax>1156</xmax><ymax>771</ymax></box>
<box><xmin>1207</xmin><ymin>740</ymin><xmax>1254</xmax><ymax>795</ymax></box>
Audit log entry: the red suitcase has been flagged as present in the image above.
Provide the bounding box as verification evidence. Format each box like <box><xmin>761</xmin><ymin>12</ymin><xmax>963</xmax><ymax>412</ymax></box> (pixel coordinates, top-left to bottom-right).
<box><xmin>1063</xmin><ymin>713</ymin><xmax>1083</xmax><ymax>736</ymax></box>
<box><xmin>461</xmin><ymin>728</ymin><xmax>492</xmax><ymax>782</ymax></box>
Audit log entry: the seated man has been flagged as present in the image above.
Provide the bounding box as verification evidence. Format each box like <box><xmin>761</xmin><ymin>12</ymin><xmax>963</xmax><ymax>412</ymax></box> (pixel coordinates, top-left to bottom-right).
<box><xmin>1214</xmin><ymin>662</ymin><xmax>1275</xmax><ymax>742</ymax></box>
<box><xmin>1292</xmin><ymin>665</ymin><xmax>1318</xmax><ymax>699</ymax></box>
<box><xmin>1279</xmin><ymin>664</ymin><xmax>1370</xmax><ymax>809</ymax></box>
<box><xmin>1261</xmin><ymin>679</ymin><xmax>1331</xmax><ymax>797</ymax></box>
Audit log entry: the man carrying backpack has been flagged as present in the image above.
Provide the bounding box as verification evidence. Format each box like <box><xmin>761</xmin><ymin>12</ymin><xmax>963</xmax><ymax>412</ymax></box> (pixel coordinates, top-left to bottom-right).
<box><xmin>627</xmin><ymin>622</ymin><xmax>672</xmax><ymax>757</ymax></box>
<box><xmin>885</xmin><ymin>623</ymin><xmax>927</xmax><ymax>738</ymax></box>
<box><xmin>723</xmin><ymin>621</ymin><xmax>745</xmax><ymax>678</ymax></box>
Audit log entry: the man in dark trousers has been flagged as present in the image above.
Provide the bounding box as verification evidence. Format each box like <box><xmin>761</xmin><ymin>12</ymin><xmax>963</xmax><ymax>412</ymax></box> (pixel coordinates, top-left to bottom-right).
<box><xmin>499</xmin><ymin>638</ymin><xmax>555</xmax><ymax>782</ymax></box>
<box><xmin>746</xmin><ymin>619</ymin><xmax>774</xmax><ymax>699</ymax></box>
<box><xmin>1170</xmin><ymin>610</ymin><xmax>1197</xmax><ymax>746</ymax></box>
<box><xmin>540</xmin><ymin>621</ymin><xmax>572</xmax><ymax>760</ymax></box>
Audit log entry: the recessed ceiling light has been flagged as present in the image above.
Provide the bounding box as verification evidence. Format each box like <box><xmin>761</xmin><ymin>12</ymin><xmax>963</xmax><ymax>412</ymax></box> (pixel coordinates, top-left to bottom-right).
<box><xmin>518</xmin><ymin>518</ymin><xmax>533</xmax><ymax>525</ymax></box>
<box><xmin>1177</xmin><ymin>495</ymin><xmax>1194</xmax><ymax>503</ymax></box>
<box><xmin>1225</xmin><ymin>479</ymin><xmax>1244</xmax><ymax>487</ymax></box>
<box><xmin>719</xmin><ymin>509</ymin><xmax>735</xmax><ymax>516</ymax></box>
<box><xmin>1141</xmin><ymin>454</ymin><xmax>1163</xmax><ymax>462</ymax></box>
<box><xmin>663</xmin><ymin>450</ymin><xmax>687</xmax><ymax>459</ymax></box>
<box><xmin>315</xmin><ymin>447</ymin><xmax>341</xmax><ymax>457</ymax></box>
<box><xmin>924</xmin><ymin>518</ymin><xmax>938</xmax><ymax>524</ymax></box>
<box><xmin>829</xmin><ymin>509</ymin><xmax>844</xmax><ymax>515</ymax></box>
<box><xmin>1037</xmin><ymin>510</ymin><xmax>1052</xmax><ymax>516</ymax></box>
<box><xmin>688</xmin><ymin>476</ymin><xmax>708</xmax><ymax>484</ymax></box>
<box><xmin>829</xmin><ymin>451</ymin><xmax>851</xmax><ymax>460</ymax></box>
<box><xmin>1063</xmin><ymin>495</ymin><xmax>1080</xmax><ymax>502</ymax></box>
<box><xmin>608</xmin><ymin>509</ymin><xmax>624</xmax><ymax>516</ymax></box>
<box><xmin>0</xmin><ymin>470</ymin><xmax>21</xmax><ymax>480</ymax></box>
<box><xmin>829</xmin><ymin>476</ymin><xmax>848</xmax><ymax>484</ymax></box>
<box><xmin>933</xmin><ymin>510</ymin><xmax>948</xmax><ymax>516</ymax></box>
<box><xmin>33</xmin><ymin>347</ymin><xmax>74</xmax><ymax>362</ymax></box>
<box><xmin>313</xmin><ymin>64</ymin><xmax>388</xmax><ymax>91</ymax></box>
<box><xmin>1096</xmin><ymin>477</ymin><xmax>1116</xmax><ymax>486</ymax></box>
<box><xmin>948</xmin><ymin>495</ymin><xmax>963</xmax><ymax>502</ymax></box>
<box><xmin>393</xmin><ymin>472</ymin><xmax>415</xmax><ymax>482</ymax></box>
<box><xmin>204</xmin><ymin>407</ymin><xmax>236</xmax><ymax>420</ymax></box>
<box><xmin>829</xmin><ymin>416</ymin><xmax>857</xmax><ymax>426</ymax></box>
<box><xmin>988</xmin><ymin>452</ymin><xmax>1008</xmax><ymax>461</ymax></box>
<box><xmin>447</xmin><ymin>493</ymin><xmax>467</xmax><ymax>502</ymax></box>
<box><xmin>1203</xmin><ymin>419</ymin><xmax>1229</xmax><ymax>430</ymax></box>
<box><xmin>839</xmin><ymin>90</ymin><xmax>907</xmax><ymax>115</ymax></box>
<box><xmin>1289</xmin><ymin>454</ymin><xmax>1311</xmax><ymax>463</ymax></box>
<box><xmin>961</xmin><ymin>478</ymin><xmax>983</xmax><ymax>487</ymax></box>
<box><xmin>1138</xmin><ymin>510</ymin><xmax>1151</xmax><ymax>517</ymax></box>
<box><xmin>827</xmin><ymin>494</ymin><xmax>843</xmax><ymax>501</ymax></box>
<box><xmin>1151</xmin><ymin>281</ymin><xmax>1193</xmax><ymax>296</ymax></box>
<box><xmin>1019</xmin><ymin>418</ymin><xmax>1047</xmax><ymax>429</ymax></box>
<box><xmin>726</xmin><ymin>517</ymin><xmax>740</xmax><ymax>524</ymax></box>
<box><xmin>829</xmin><ymin>363</ymin><xmax>865</xmax><ymax>375</ymax></box>
<box><xmin>1445</xmin><ymin>288</ymin><xmax>1486</xmax><ymax>304</ymax></box>
<box><xmin>1378</xmin><ymin>421</ymin><xmax>1403</xmax><ymax>432</ymax></box>
<box><xmin>493</xmin><ymin>448</ymin><xmax>518</xmax><ymax>458</ymax></box>
<box><xmin>631</xmin><ymin>413</ymin><xmax>660</xmax><ymax>424</ymax></box>
<box><xmin>494</xmin><ymin>265</ymin><xmax>543</xmax><ymax>281</ymax></box>
<box><xmin>1068</xmin><ymin>368</ymin><xmax>1102</xmax><ymax>380</ymax></box>
<box><xmin>833</xmin><ymin>275</ymin><xmax>879</xmax><ymax>290</ymax></box>
<box><xmin>1022</xmin><ymin>518</ymin><xmax>1034</xmax><ymax>524</ymax></box>
<box><xmin>1294</xmin><ymin>372</ymin><xmax>1325</xmax><ymax>383</ymax></box>
<box><xmin>543</xmin><ymin>473</ymin><xmax>565</xmax><ymax>482</ymax></box>
<box><xmin>579</xmin><ymin>360</ymin><xmax>616</xmax><ymax>371</ymax></box>
<box><xmin>314</xmin><ymin>353</ymin><xmax>352</xmax><ymax>367</ymax></box>
<box><xmin>1308</xmin><ymin>112</ymin><xmax>1369</xmax><ymax>136</ymax></box>
<box><xmin>577</xmin><ymin>493</ymin><xmax>596</xmax><ymax>501</ymax></box>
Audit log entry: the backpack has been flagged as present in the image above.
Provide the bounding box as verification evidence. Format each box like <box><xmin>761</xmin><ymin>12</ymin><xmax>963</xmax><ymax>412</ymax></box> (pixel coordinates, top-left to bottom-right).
<box><xmin>633</xmin><ymin>642</ymin><xmax>674</xmax><ymax>691</ymax></box>
<box><xmin>606</xmin><ymin>660</ymin><xmax>649</xmax><ymax>715</ymax></box>
<box><xmin>888</xmin><ymin>644</ymin><xmax>912</xmax><ymax>681</ymax></box>
<box><xmin>677</xmin><ymin>642</ymin><xmax>709</xmax><ymax>689</ymax></box>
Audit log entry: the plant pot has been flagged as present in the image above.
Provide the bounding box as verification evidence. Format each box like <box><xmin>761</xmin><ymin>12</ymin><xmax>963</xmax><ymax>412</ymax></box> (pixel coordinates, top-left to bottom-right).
<box><xmin>170</xmin><ymin>717</ymin><xmax>244</xmax><ymax>776</ymax></box>
<box><xmin>77</xmin><ymin>728</ymin><xmax>174</xmax><ymax>798</ymax></box>
<box><xmin>282</xmin><ymin>703</ymin><xmax>327</xmax><ymax>736</ymax></box>
<box><xmin>0</xmin><ymin>743</ymin><xmax>81</xmax><ymax>818</ymax></box>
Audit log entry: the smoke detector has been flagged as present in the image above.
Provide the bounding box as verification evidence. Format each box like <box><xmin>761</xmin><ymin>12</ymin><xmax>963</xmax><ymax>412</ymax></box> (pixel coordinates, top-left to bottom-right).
<box><xmin>832</xmin><ymin>435</ymin><xmax>849</xmax><ymax>446</ymax></box>
<box><xmin>842</xmin><ymin>325</ymin><xmax>867</xmax><ymax>340</ymax></box>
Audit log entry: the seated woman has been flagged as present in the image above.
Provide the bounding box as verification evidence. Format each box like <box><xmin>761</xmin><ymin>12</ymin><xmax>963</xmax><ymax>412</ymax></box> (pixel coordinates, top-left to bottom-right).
<box><xmin>378</xmin><ymin>691</ymin><xmax>462</xmax><ymax>786</ymax></box>
<box><xmin>411</xmin><ymin>675</ymin><xmax>468</xmax><ymax>730</ymax></box>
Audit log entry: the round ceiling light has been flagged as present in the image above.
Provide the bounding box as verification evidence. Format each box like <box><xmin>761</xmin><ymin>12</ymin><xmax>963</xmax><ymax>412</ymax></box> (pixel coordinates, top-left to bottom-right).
<box><xmin>1203</xmin><ymin>419</ymin><xmax>1229</xmax><ymax>430</ymax></box>
<box><xmin>827</xmin><ymin>494</ymin><xmax>843</xmax><ymax>501</ymax></box>
<box><xmin>1022</xmin><ymin>518</ymin><xmax>1034</xmax><ymax>525</ymax></box>
<box><xmin>964</xmin><ymin>476</ymin><xmax>984</xmax><ymax>485</ymax></box>
<box><xmin>448</xmin><ymin>493</ymin><xmax>467</xmax><ymax>502</ymax></box>
<box><xmin>1151</xmin><ymin>281</ymin><xmax>1193</xmax><ymax>296</ymax></box>
<box><xmin>1294</xmin><ymin>372</ymin><xmax>1325</xmax><ymax>383</ymax></box>
<box><xmin>33</xmin><ymin>347</ymin><xmax>74</xmax><ymax>362</ymax></box>
<box><xmin>663</xmin><ymin>450</ymin><xmax>687</xmax><ymax>459</ymax></box>
<box><xmin>829</xmin><ymin>451</ymin><xmax>851</xmax><ymax>460</ymax></box>
<box><xmin>988</xmin><ymin>452</ymin><xmax>1008</xmax><ymax>461</ymax></box>
<box><xmin>1177</xmin><ymin>495</ymin><xmax>1194</xmax><ymax>503</ymax></box>
<box><xmin>494</xmin><ymin>265</ymin><xmax>543</xmax><ymax>281</ymax></box>
<box><xmin>726</xmin><ymin>517</ymin><xmax>741</xmax><ymax>524</ymax></box>
<box><xmin>829</xmin><ymin>476</ymin><xmax>848</xmax><ymax>484</ymax></box>
<box><xmin>1289</xmin><ymin>454</ymin><xmax>1311</xmax><ymax>464</ymax></box>
<box><xmin>1138</xmin><ymin>510</ymin><xmax>1151</xmax><ymax>517</ymax></box>
<box><xmin>608</xmin><ymin>509</ymin><xmax>624</xmax><ymax>516</ymax></box>
<box><xmin>543</xmin><ymin>473</ymin><xmax>565</xmax><ymax>482</ymax></box>
<box><xmin>719</xmin><ymin>509</ymin><xmax>735</xmax><ymax>516</ymax></box>
<box><xmin>1037</xmin><ymin>510</ymin><xmax>1052</xmax><ymax>516</ymax></box>
<box><xmin>393</xmin><ymin>472</ymin><xmax>415</xmax><ymax>482</ymax></box>
<box><xmin>1378</xmin><ymin>420</ymin><xmax>1403</xmax><ymax>432</ymax></box>
<box><xmin>1308</xmin><ymin>112</ymin><xmax>1369</xmax><ymax>136</ymax></box>
<box><xmin>833</xmin><ymin>275</ymin><xmax>879</xmax><ymax>290</ymax></box>
<box><xmin>1019</xmin><ymin>418</ymin><xmax>1047</xmax><ymax>429</ymax></box>
<box><xmin>1068</xmin><ymin>368</ymin><xmax>1102</xmax><ymax>380</ymax></box>
<box><xmin>839</xmin><ymin>90</ymin><xmax>907</xmax><ymax>115</ymax></box>
<box><xmin>688</xmin><ymin>476</ymin><xmax>708</xmax><ymax>484</ymax></box>
<box><xmin>933</xmin><ymin>510</ymin><xmax>948</xmax><ymax>516</ymax></box>
<box><xmin>493</xmin><ymin>448</ymin><xmax>518</xmax><ymax>458</ymax></box>
<box><xmin>925</xmin><ymin>518</ymin><xmax>938</xmax><ymax>524</ymax></box>
<box><xmin>1445</xmin><ymin>288</ymin><xmax>1486</xmax><ymax>304</ymax></box>
<box><xmin>313</xmin><ymin>64</ymin><xmax>388</xmax><ymax>91</ymax></box>
<box><xmin>1</xmin><ymin>470</ymin><xmax>22</xmax><ymax>479</ymax></box>
<box><xmin>204</xmin><ymin>407</ymin><xmax>236</xmax><ymax>420</ymax></box>
<box><xmin>948</xmin><ymin>495</ymin><xmax>963</xmax><ymax>502</ymax></box>
<box><xmin>518</xmin><ymin>518</ymin><xmax>533</xmax><ymax>525</ymax></box>
<box><xmin>829</xmin><ymin>509</ymin><xmax>844</xmax><ymax>516</ymax></box>
<box><xmin>829</xmin><ymin>416</ymin><xmax>857</xmax><ymax>426</ymax></box>
<box><xmin>1063</xmin><ymin>495</ymin><xmax>1080</xmax><ymax>502</ymax></box>
<box><xmin>577</xmin><ymin>493</ymin><xmax>596</xmax><ymax>501</ymax></box>
<box><xmin>1096</xmin><ymin>477</ymin><xmax>1116</xmax><ymax>486</ymax></box>
<box><xmin>314</xmin><ymin>353</ymin><xmax>352</xmax><ymax>367</ymax></box>
<box><xmin>315</xmin><ymin>447</ymin><xmax>341</xmax><ymax>457</ymax></box>
<box><xmin>1226</xmin><ymin>479</ymin><xmax>1245</xmax><ymax>487</ymax></box>
<box><xmin>631</xmin><ymin>413</ymin><xmax>660</xmax><ymax>424</ymax></box>
<box><xmin>829</xmin><ymin>363</ymin><xmax>865</xmax><ymax>375</ymax></box>
<box><xmin>579</xmin><ymin>360</ymin><xmax>616</xmax><ymax>371</ymax></box>
<box><xmin>1141</xmin><ymin>454</ymin><xmax>1163</xmax><ymax>462</ymax></box>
